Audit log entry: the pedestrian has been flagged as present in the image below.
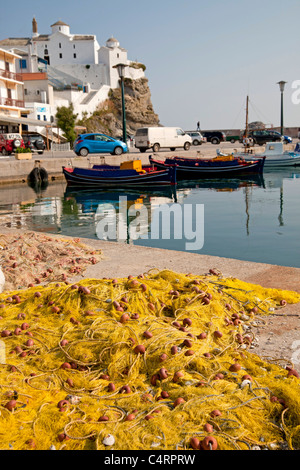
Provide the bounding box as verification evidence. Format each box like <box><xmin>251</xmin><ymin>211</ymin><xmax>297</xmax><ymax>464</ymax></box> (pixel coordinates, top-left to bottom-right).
<box><xmin>243</xmin><ymin>135</ymin><xmax>250</xmax><ymax>150</ymax></box>
<box><xmin>197</xmin><ymin>121</ymin><xmax>200</xmax><ymax>131</ymax></box>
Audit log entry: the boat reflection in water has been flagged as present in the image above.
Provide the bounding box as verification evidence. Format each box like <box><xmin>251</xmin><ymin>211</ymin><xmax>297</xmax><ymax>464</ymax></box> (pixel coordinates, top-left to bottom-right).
<box><xmin>64</xmin><ymin>173</ymin><xmax>265</xmax><ymax>244</ymax></box>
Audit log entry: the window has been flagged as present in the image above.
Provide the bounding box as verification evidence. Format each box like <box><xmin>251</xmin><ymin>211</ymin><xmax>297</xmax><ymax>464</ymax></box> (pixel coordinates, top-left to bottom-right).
<box><xmin>59</xmin><ymin>53</ymin><xmax>62</xmax><ymax>59</ymax></box>
<box><xmin>135</xmin><ymin>128</ymin><xmax>148</xmax><ymax>136</ymax></box>
<box><xmin>19</xmin><ymin>59</ymin><xmax>27</xmax><ymax>69</ymax></box>
<box><xmin>43</xmin><ymin>115</ymin><xmax>47</xmax><ymax>121</ymax></box>
<box><xmin>37</xmin><ymin>115</ymin><xmax>40</xmax><ymax>120</ymax></box>
<box><xmin>24</xmin><ymin>89</ymin><xmax>28</xmax><ymax>96</ymax></box>
<box><xmin>59</xmin><ymin>43</ymin><xmax>61</xmax><ymax>48</ymax></box>
<box><xmin>73</xmin><ymin>44</ymin><xmax>75</xmax><ymax>49</ymax></box>
<box><xmin>73</xmin><ymin>53</ymin><xmax>76</xmax><ymax>58</ymax></box>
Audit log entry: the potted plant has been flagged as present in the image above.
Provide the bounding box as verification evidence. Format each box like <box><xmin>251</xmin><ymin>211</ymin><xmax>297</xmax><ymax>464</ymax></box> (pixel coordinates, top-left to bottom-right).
<box><xmin>14</xmin><ymin>147</ymin><xmax>32</xmax><ymax>160</ymax></box>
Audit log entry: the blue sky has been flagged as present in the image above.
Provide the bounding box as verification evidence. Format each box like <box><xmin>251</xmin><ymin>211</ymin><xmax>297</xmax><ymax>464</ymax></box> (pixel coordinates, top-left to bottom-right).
<box><xmin>1</xmin><ymin>0</ymin><xmax>300</xmax><ymax>131</ymax></box>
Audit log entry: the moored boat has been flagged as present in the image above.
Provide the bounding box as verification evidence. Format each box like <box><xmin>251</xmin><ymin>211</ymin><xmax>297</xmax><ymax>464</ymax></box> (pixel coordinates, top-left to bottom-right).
<box><xmin>236</xmin><ymin>142</ymin><xmax>300</xmax><ymax>168</ymax></box>
<box><xmin>62</xmin><ymin>159</ymin><xmax>177</xmax><ymax>187</ymax></box>
<box><xmin>148</xmin><ymin>154</ymin><xmax>265</xmax><ymax>179</ymax></box>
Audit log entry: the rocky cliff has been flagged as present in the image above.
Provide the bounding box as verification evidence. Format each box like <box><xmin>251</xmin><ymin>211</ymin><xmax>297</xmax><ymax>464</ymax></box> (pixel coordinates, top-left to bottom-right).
<box><xmin>77</xmin><ymin>77</ymin><xmax>160</xmax><ymax>137</ymax></box>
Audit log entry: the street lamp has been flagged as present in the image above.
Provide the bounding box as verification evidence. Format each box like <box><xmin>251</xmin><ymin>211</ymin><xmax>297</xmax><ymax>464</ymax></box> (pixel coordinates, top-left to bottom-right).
<box><xmin>113</xmin><ymin>63</ymin><xmax>128</xmax><ymax>145</ymax></box>
<box><xmin>277</xmin><ymin>80</ymin><xmax>287</xmax><ymax>135</ymax></box>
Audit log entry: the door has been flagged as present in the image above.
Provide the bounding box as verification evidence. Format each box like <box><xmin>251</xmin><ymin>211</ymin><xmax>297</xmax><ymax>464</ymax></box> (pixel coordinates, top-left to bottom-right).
<box><xmin>176</xmin><ymin>128</ymin><xmax>185</xmax><ymax>146</ymax></box>
<box><xmin>93</xmin><ymin>134</ymin><xmax>115</xmax><ymax>153</ymax></box>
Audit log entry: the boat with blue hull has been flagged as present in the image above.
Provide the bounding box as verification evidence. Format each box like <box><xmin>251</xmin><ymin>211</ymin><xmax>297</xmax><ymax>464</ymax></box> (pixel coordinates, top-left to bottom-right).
<box><xmin>149</xmin><ymin>154</ymin><xmax>265</xmax><ymax>179</ymax></box>
<box><xmin>62</xmin><ymin>160</ymin><xmax>177</xmax><ymax>187</ymax></box>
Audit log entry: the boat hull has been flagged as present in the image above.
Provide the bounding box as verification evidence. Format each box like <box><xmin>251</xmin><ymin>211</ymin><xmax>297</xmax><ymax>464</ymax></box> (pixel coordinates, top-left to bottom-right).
<box><xmin>240</xmin><ymin>154</ymin><xmax>300</xmax><ymax>168</ymax></box>
<box><xmin>62</xmin><ymin>165</ymin><xmax>176</xmax><ymax>187</ymax></box>
<box><xmin>149</xmin><ymin>156</ymin><xmax>265</xmax><ymax>179</ymax></box>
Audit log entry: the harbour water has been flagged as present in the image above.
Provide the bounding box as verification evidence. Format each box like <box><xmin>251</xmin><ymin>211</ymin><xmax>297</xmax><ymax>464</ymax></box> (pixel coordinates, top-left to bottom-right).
<box><xmin>0</xmin><ymin>167</ymin><xmax>299</xmax><ymax>268</ymax></box>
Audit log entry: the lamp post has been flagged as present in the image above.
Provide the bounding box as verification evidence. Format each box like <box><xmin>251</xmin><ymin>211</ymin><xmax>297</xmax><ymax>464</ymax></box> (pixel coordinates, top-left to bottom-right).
<box><xmin>277</xmin><ymin>80</ymin><xmax>287</xmax><ymax>135</ymax></box>
<box><xmin>113</xmin><ymin>63</ymin><xmax>127</xmax><ymax>145</ymax></box>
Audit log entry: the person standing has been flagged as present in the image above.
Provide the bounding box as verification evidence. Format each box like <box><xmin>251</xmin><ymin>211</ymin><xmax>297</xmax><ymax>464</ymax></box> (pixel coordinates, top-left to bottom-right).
<box><xmin>197</xmin><ymin>121</ymin><xmax>200</xmax><ymax>131</ymax></box>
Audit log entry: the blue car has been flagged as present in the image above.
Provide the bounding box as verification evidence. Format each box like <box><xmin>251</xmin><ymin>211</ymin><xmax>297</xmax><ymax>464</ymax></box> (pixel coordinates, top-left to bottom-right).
<box><xmin>74</xmin><ymin>133</ymin><xmax>128</xmax><ymax>156</ymax></box>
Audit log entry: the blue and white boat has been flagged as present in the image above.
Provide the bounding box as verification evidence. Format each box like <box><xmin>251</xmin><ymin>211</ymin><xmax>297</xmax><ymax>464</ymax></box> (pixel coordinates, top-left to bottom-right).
<box><xmin>238</xmin><ymin>142</ymin><xmax>300</xmax><ymax>168</ymax></box>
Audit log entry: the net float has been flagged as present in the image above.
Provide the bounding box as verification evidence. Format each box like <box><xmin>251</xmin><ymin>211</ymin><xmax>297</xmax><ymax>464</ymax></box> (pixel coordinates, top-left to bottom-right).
<box><xmin>201</xmin><ymin>436</ymin><xmax>218</xmax><ymax>450</ymax></box>
<box><xmin>143</xmin><ymin>330</ymin><xmax>153</xmax><ymax>339</ymax></box>
<box><xmin>159</xmin><ymin>353</ymin><xmax>168</xmax><ymax>362</ymax></box>
<box><xmin>159</xmin><ymin>368</ymin><xmax>168</xmax><ymax>380</ymax></box>
<box><xmin>173</xmin><ymin>397</ymin><xmax>185</xmax><ymax>407</ymax></box>
<box><xmin>172</xmin><ymin>371</ymin><xmax>184</xmax><ymax>383</ymax></box>
<box><xmin>133</xmin><ymin>344</ymin><xmax>145</xmax><ymax>354</ymax></box>
<box><xmin>213</xmin><ymin>331</ymin><xmax>223</xmax><ymax>339</ymax></box>
<box><xmin>197</xmin><ymin>332</ymin><xmax>207</xmax><ymax>340</ymax></box>
<box><xmin>190</xmin><ymin>437</ymin><xmax>200</xmax><ymax>449</ymax></box>
<box><xmin>5</xmin><ymin>400</ymin><xmax>17</xmax><ymax>411</ymax></box>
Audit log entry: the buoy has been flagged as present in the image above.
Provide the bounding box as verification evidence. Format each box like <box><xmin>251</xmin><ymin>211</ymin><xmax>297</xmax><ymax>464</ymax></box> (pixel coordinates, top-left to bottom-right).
<box><xmin>27</xmin><ymin>160</ymin><xmax>48</xmax><ymax>190</ymax></box>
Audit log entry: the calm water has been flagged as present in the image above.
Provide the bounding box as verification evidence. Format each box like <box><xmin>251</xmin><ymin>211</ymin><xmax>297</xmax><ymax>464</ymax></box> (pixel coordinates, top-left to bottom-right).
<box><xmin>0</xmin><ymin>167</ymin><xmax>300</xmax><ymax>268</ymax></box>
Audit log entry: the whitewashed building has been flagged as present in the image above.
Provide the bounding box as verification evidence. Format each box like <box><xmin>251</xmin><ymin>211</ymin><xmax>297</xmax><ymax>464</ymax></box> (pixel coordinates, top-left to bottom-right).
<box><xmin>0</xmin><ymin>18</ymin><xmax>145</xmax><ymax>125</ymax></box>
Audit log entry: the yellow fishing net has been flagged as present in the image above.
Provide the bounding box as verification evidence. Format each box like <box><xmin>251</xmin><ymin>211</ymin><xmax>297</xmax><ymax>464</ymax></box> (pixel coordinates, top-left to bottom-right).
<box><xmin>0</xmin><ymin>269</ymin><xmax>299</xmax><ymax>450</ymax></box>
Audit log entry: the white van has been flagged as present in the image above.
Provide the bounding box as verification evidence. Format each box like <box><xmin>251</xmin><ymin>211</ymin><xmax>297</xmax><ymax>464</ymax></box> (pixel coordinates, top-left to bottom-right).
<box><xmin>134</xmin><ymin>127</ymin><xmax>192</xmax><ymax>152</ymax></box>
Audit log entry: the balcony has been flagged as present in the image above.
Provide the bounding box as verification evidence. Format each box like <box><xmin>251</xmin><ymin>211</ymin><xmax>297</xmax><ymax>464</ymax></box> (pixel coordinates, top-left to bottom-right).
<box><xmin>0</xmin><ymin>68</ymin><xmax>23</xmax><ymax>83</ymax></box>
<box><xmin>0</xmin><ymin>96</ymin><xmax>25</xmax><ymax>108</ymax></box>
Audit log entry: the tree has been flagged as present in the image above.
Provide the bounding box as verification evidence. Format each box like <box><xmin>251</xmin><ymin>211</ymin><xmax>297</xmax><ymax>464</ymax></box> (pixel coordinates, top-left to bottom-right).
<box><xmin>55</xmin><ymin>104</ymin><xmax>77</xmax><ymax>146</ymax></box>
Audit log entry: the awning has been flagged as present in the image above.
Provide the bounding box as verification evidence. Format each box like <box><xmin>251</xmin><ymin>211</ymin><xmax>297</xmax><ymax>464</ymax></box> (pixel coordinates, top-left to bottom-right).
<box><xmin>0</xmin><ymin>114</ymin><xmax>53</xmax><ymax>126</ymax></box>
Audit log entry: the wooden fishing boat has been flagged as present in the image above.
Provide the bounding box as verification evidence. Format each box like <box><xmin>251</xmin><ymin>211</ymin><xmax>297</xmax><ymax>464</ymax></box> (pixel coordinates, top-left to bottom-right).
<box><xmin>62</xmin><ymin>160</ymin><xmax>177</xmax><ymax>187</ymax></box>
<box><xmin>148</xmin><ymin>154</ymin><xmax>265</xmax><ymax>179</ymax></box>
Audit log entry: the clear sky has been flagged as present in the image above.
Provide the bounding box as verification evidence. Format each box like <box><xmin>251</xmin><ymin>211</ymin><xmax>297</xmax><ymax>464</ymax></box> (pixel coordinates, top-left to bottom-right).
<box><xmin>1</xmin><ymin>0</ymin><xmax>299</xmax><ymax>131</ymax></box>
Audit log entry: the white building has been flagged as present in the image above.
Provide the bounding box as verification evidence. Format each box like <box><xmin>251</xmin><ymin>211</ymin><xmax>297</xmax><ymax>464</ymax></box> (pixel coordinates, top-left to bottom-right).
<box><xmin>0</xmin><ymin>47</ymin><xmax>29</xmax><ymax>134</ymax></box>
<box><xmin>0</xmin><ymin>18</ymin><xmax>145</xmax><ymax>124</ymax></box>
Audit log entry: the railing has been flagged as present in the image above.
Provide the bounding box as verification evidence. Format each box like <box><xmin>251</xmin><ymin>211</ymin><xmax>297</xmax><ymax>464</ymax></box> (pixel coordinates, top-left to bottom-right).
<box><xmin>0</xmin><ymin>97</ymin><xmax>25</xmax><ymax>108</ymax></box>
<box><xmin>0</xmin><ymin>68</ymin><xmax>23</xmax><ymax>82</ymax></box>
<box><xmin>51</xmin><ymin>142</ymin><xmax>70</xmax><ymax>152</ymax></box>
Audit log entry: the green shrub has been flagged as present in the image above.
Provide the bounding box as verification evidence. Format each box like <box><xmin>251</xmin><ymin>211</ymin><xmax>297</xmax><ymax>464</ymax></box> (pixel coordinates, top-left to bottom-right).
<box><xmin>15</xmin><ymin>147</ymin><xmax>32</xmax><ymax>153</ymax></box>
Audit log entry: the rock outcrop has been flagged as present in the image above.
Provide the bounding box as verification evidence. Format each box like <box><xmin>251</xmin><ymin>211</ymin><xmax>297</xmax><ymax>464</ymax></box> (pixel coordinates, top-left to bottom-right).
<box><xmin>77</xmin><ymin>77</ymin><xmax>160</xmax><ymax>137</ymax></box>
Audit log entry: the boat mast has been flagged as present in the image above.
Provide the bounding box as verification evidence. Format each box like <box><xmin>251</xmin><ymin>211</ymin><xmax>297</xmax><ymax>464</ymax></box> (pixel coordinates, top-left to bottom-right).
<box><xmin>245</xmin><ymin>95</ymin><xmax>249</xmax><ymax>138</ymax></box>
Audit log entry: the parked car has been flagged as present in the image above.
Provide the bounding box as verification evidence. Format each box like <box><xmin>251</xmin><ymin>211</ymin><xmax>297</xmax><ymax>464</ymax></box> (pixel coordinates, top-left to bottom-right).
<box><xmin>201</xmin><ymin>130</ymin><xmax>226</xmax><ymax>145</ymax></box>
<box><xmin>74</xmin><ymin>133</ymin><xmax>128</xmax><ymax>156</ymax></box>
<box><xmin>226</xmin><ymin>134</ymin><xmax>240</xmax><ymax>143</ymax></box>
<box><xmin>283</xmin><ymin>135</ymin><xmax>292</xmax><ymax>144</ymax></box>
<box><xmin>23</xmin><ymin>134</ymin><xmax>46</xmax><ymax>154</ymax></box>
<box><xmin>0</xmin><ymin>133</ymin><xmax>24</xmax><ymax>155</ymax></box>
<box><xmin>134</xmin><ymin>127</ymin><xmax>192</xmax><ymax>152</ymax></box>
<box><xmin>186</xmin><ymin>131</ymin><xmax>205</xmax><ymax>145</ymax></box>
<box><xmin>242</xmin><ymin>130</ymin><xmax>283</xmax><ymax>146</ymax></box>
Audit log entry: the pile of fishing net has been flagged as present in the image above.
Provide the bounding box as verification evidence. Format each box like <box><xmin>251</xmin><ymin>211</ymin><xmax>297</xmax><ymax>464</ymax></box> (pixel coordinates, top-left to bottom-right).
<box><xmin>0</xmin><ymin>268</ymin><xmax>300</xmax><ymax>451</ymax></box>
<box><xmin>0</xmin><ymin>232</ymin><xmax>102</xmax><ymax>291</ymax></box>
